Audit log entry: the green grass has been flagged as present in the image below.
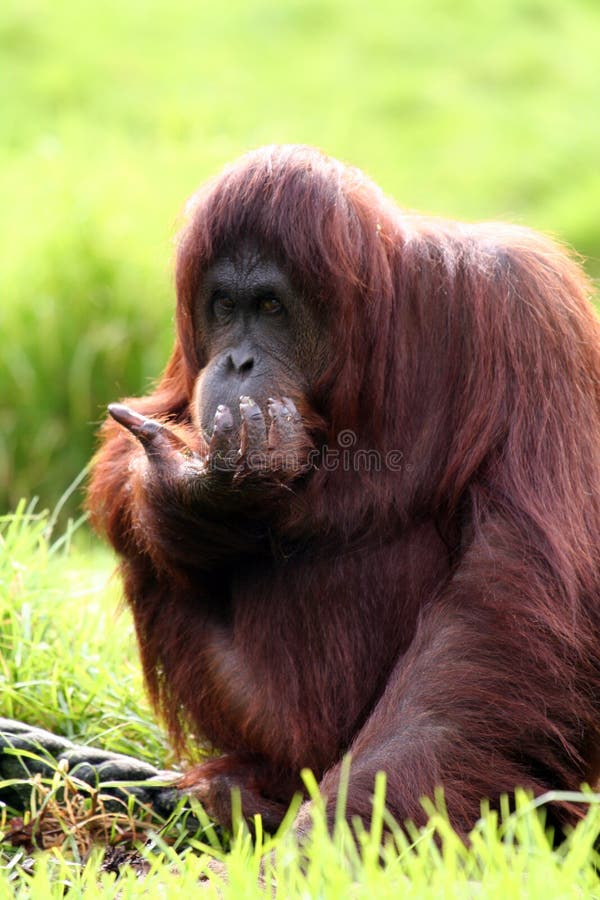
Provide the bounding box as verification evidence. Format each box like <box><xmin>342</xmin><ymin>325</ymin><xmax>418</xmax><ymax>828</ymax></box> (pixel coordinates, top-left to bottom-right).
<box><xmin>2</xmin><ymin>2</ymin><xmax>600</xmax><ymax>891</ymax></box>
<box><xmin>1</xmin><ymin>0</ymin><xmax>600</xmax><ymax>516</ymax></box>
<box><xmin>2</xmin><ymin>508</ymin><xmax>600</xmax><ymax>897</ymax></box>
<box><xmin>0</xmin><ymin>502</ymin><xmax>167</xmax><ymax>761</ymax></box>
<box><xmin>3</xmin><ymin>792</ymin><xmax>600</xmax><ymax>899</ymax></box>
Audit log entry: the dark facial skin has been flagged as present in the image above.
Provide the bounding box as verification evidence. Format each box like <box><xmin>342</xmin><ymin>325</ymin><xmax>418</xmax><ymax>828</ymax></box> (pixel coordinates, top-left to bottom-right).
<box><xmin>108</xmin><ymin>246</ymin><xmax>323</xmax><ymax>532</ymax></box>
<box><xmin>193</xmin><ymin>245</ymin><xmax>318</xmax><ymax>440</ymax></box>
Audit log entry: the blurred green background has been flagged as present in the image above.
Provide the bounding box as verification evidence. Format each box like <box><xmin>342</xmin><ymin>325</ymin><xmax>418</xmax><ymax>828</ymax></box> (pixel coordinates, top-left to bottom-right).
<box><xmin>1</xmin><ymin>0</ymin><xmax>599</xmax><ymax>519</ymax></box>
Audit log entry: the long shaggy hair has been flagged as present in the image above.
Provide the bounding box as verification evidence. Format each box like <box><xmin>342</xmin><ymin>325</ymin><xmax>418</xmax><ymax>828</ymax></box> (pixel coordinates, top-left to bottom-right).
<box><xmin>88</xmin><ymin>145</ymin><xmax>600</xmax><ymax>833</ymax></box>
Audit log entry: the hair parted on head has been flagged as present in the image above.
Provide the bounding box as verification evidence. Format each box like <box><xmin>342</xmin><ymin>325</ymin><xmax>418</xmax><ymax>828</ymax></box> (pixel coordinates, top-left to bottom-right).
<box><xmin>173</xmin><ymin>146</ymin><xmax>599</xmax><ymax>469</ymax></box>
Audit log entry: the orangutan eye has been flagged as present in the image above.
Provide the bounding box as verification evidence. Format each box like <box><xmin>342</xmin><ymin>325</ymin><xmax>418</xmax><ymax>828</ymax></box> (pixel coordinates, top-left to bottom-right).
<box><xmin>259</xmin><ymin>295</ymin><xmax>283</xmax><ymax>315</ymax></box>
<box><xmin>212</xmin><ymin>295</ymin><xmax>235</xmax><ymax>319</ymax></box>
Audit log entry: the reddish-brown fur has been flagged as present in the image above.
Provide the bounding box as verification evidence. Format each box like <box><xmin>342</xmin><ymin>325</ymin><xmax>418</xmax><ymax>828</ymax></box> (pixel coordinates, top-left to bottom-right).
<box><xmin>88</xmin><ymin>145</ymin><xmax>600</xmax><ymax>835</ymax></box>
